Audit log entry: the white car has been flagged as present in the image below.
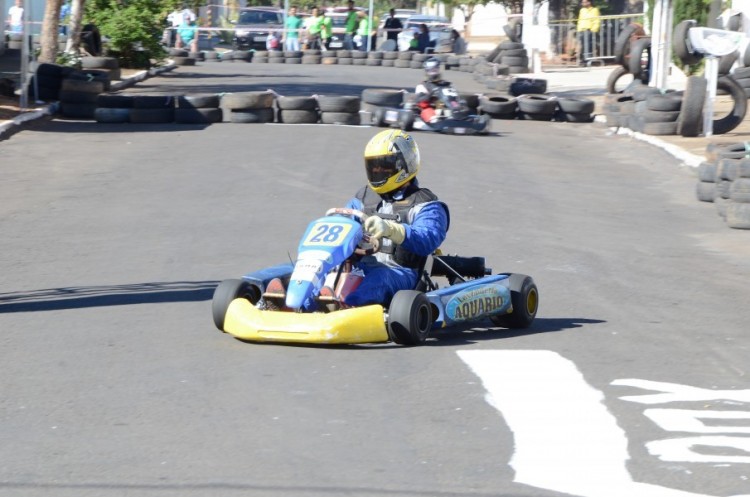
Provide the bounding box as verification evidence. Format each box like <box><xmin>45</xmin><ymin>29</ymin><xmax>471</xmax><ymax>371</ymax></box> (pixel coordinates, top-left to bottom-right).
<box><xmin>396</xmin><ymin>15</ymin><xmax>453</xmax><ymax>52</ymax></box>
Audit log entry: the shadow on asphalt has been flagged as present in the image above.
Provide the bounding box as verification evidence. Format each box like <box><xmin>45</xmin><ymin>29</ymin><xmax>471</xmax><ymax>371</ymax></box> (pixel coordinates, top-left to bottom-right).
<box><xmin>426</xmin><ymin>316</ymin><xmax>607</xmax><ymax>346</ymax></box>
<box><xmin>0</xmin><ymin>281</ymin><xmax>218</xmax><ymax>313</ymax></box>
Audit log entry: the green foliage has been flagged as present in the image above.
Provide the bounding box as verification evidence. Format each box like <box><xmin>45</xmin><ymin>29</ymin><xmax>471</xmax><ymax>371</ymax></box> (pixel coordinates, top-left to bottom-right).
<box><xmin>84</xmin><ymin>0</ymin><xmax>170</xmax><ymax>68</ymax></box>
<box><xmin>672</xmin><ymin>0</ymin><xmax>711</xmax><ymax>75</ymax></box>
<box><xmin>55</xmin><ymin>50</ymin><xmax>82</xmax><ymax>68</ymax></box>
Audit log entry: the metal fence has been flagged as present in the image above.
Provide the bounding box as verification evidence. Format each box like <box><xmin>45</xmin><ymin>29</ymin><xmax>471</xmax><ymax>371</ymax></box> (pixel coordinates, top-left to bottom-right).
<box><xmin>547</xmin><ymin>13</ymin><xmax>645</xmax><ymax>66</ymax></box>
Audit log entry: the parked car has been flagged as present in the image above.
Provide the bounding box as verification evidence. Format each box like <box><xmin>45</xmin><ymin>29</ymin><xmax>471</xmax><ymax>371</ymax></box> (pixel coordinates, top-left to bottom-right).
<box><xmin>396</xmin><ymin>14</ymin><xmax>453</xmax><ymax>52</ymax></box>
<box><xmin>232</xmin><ymin>7</ymin><xmax>284</xmax><ymax>50</ymax></box>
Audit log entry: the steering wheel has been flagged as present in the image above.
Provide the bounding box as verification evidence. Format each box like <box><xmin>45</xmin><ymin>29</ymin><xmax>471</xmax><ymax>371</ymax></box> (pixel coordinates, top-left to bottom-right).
<box><xmin>325</xmin><ymin>207</ymin><xmax>379</xmax><ymax>256</ymax></box>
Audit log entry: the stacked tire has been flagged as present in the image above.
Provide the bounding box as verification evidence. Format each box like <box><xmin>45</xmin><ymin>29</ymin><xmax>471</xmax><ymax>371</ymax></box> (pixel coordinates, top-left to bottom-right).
<box><xmin>95</xmin><ymin>94</ymin><xmax>133</xmax><ymax>123</ymax></box>
<box><xmin>696</xmin><ymin>144</ymin><xmax>750</xmax><ymax>228</ymax></box>
<box><xmin>360</xmin><ymin>88</ymin><xmax>403</xmax><ymax>116</ymax></box>
<box><xmin>317</xmin><ymin>95</ymin><xmax>361</xmax><ymax>125</ymax></box>
<box><xmin>337</xmin><ymin>50</ymin><xmax>353</xmax><ymax>66</ymax></box>
<box><xmin>130</xmin><ymin>95</ymin><xmax>176</xmax><ymax>124</ymax></box>
<box><xmin>222</xmin><ymin>91</ymin><xmax>276</xmax><ymax>123</ymax></box>
<box><xmin>284</xmin><ymin>50</ymin><xmax>303</xmax><ymax>64</ymax></box>
<box><xmin>491</xmin><ymin>41</ymin><xmax>529</xmax><ymax>74</ymax></box>
<box><xmin>516</xmin><ymin>95</ymin><xmax>557</xmax><ymax>121</ymax></box>
<box><xmin>80</xmin><ymin>56</ymin><xmax>121</xmax><ymax>81</ymax></box>
<box><xmin>276</xmin><ymin>95</ymin><xmax>318</xmax><ymax>124</ymax></box>
<box><xmin>351</xmin><ymin>51</ymin><xmax>367</xmax><ymax>66</ymax></box>
<box><xmin>366</xmin><ymin>51</ymin><xmax>383</xmax><ymax>66</ymax></box>
<box><xmin>170</xmin><ymin>48</ymin><xmax>197</xmax><ymax>66</ymax></box>
<box><xmin>394</xmin><ymin>51</ymin><xmax>412</xmax><ymax>69</ymax></box>
<box><xmin>252</xmin><ymin>50</ymin><xmax>268</xmax><ymax>63</ymax></box>
<box><xmin>302</xmin><ymin>49</ymin><xmax>322</xmax><ymax>65</ymax></box>
<box><xmin>58</xmin><ymin>77</ymin><xmax>104</xmax><ymax>119</ymax></box>
<box><xmin>28</xmin><ymin>63</ymin><xmax>70</xmax><ymax>102</ymax></box>
<box><xmin>629</xmin><ymin>92</ymin><xmax>682</xmax><ymax>135</ymax></box>
<box><xmin>478</xmin><ymin>95</ymin><xmax>517</xmax><ymax>119</ymax></box>
<box><xmin>176</xmin><ymin>94</ymin><xmax>222</xmax><ymax>124</ymax></box>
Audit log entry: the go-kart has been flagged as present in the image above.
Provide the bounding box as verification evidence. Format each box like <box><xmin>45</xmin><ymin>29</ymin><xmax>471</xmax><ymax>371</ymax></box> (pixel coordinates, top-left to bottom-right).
<box><xmin>372</xmin><ymin>86</ymin><xmax>491</xmax><ymax>135</ymax></box>
<box><xmin>212</xmin><ymin>208</ymin><xmax>538</xmax><ymax>345</ymax></box>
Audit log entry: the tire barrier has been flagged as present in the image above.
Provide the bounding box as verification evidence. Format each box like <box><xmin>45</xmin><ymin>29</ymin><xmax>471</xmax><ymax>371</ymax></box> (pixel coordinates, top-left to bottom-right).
<box><xmin>695</xmin><ymin>146</ymin><xmax>750</xmax><ymax>229</ymax></box>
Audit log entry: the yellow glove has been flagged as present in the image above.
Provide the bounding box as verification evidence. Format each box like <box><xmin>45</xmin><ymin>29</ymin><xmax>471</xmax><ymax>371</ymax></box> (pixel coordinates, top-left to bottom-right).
<box><xmin>364</xmin><ymin>216</ymin><xmax>406</xmax><ymax>245</ymax></box>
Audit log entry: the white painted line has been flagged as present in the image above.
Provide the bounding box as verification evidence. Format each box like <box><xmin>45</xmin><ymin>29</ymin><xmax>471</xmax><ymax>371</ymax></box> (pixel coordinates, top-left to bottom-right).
<box><xmin>457</xmin><ymin>350</ymin><xmax>721</xmax><ymax>497</ymax></box>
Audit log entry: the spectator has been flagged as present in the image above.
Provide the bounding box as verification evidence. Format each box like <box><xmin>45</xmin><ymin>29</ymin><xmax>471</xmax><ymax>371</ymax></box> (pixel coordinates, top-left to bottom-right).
<box><xmin>356</xmin><ymin>10</ymin><xmax>374</xmax><ymax>51</ymax></box>
<box><xmin>576</xmin><ymin>0</ymin><xmax>600</xmax><ymax>65</ymax></box>
<box><xmin>165</xmin><ymin>7</ymin><xmax>183</xmax><ymax>47</ymax></box>
<box><xmin>451</xmin><ymin>29</ymin><xmax>466</xmax><ymax>55</ymax></box>
<box><xmin>416</xmin><ymin>23</ymin><xmax>431</xmax><ymax>54</ymax></box>
<box><xmin>59</xmin><ymin>0</ymin><xmax>71</xmax><ymax>35</ymax></box>
<box><xmin>320</xmin><ymin>10</ymin><xmax>333</xmax><ymax>51</ymax></box>
<box><xmin>6</xmin><ymin>0</ymin><xmax>24</xmax><ymax>33</ymax></box>
<box><xmin>267</xmin><ymin>31</ymin><xmax>281</xmax><ymax>51</ymax></box>
<box><xmin>408</xmin><ymin>31</ymin><xmax>419</xmax><ymax>51</ymax></box>
<box><xmin>304</xmin><ymin>6</ymin><xmax>324</xmax><ymax>50</ymax></box>
<box><xmin>344</xmin><ymin>0</ymin><xmax>358</xmax><ymax>50</ymax></box>
<box><xmin>176</xmin><ymin>15</ymin><xmax>198</xmax><ymax>52</ymax></box>
<box><xmin>383</xmin><ymin>8</ymin><xmax>402</xmax><ymax>42</ymax></box>
<box><xmin>284</xmin><ymin>5</ymin><xmax>303</xmax><ymax>52</ymax></box>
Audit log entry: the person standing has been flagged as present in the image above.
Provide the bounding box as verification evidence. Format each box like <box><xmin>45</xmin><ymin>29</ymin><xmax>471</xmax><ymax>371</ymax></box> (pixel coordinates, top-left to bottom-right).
<box><xmin>344</xmin><ymin>0</ymin><xmax>358</xmax><ymax>51</ymax></box>
<box><xmin>284</xmin><ymin>5</ymin><xmax>303</xmax><ymax>52</ymax></box>
<box><xmin>383</xmin><ymin>8</ymin><xmax>402</xmax><ymax>43</ymax></box>
<box><xmin>304</xmin><ymin>6</ymin><xmax>324</xmax><ymax>50</ymax></box>
<box><xmin>576</xmin><ymin>0</ymin><xmax>600</xmax><ymax>65</ymax></box>
<box><xmin>320</xmin><ymin>10</ymin><xmax>333</xmax><ymax>51</ymax></box>
<box><xmin>356</xmin><ymin>10</ymin><xmax>374</xmax><ymax>51</ymax></box>
<box><xmin>176</xmin><ymin>15</ymin><xmax>198</xmax><ymax>52</ymax></box>
<box><xmin>7</xmin><ymin>0</ymin><xmax>24</xmax><ymax>33</ymax></box>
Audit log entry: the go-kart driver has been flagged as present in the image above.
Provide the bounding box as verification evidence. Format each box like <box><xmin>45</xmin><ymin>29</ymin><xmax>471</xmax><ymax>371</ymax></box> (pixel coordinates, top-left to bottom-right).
<box><xmin>415</xmin><ymin>56</ymin><xmax>457</xmax><ymax>123</ymax></box>
<box><xmin>344</xmin><ymin>129</ymin><xmax>450</xmax><ymax>307</ymax></box>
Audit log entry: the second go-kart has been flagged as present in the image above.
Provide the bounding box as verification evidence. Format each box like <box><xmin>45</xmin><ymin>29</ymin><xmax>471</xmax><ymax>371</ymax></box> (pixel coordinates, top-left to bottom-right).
<box><xmin>212</xmin><ymin>208</ymin><xmax>538</xmax><ymax>346</ymax></box>
<box><xmin>372</xmin><ymin>86</ymin><xmax>491</xmax><ymax>135</ymax></box>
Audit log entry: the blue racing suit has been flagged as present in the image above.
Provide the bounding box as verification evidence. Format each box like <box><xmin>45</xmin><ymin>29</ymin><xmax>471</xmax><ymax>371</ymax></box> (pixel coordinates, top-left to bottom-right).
<box><xmin>344</xmin><ymin>180</ymin><xmax>449</xmax><ymax>307</ymax></box>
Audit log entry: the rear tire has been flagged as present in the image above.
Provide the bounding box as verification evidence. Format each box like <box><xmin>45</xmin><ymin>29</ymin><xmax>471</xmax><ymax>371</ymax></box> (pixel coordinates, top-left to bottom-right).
<box><xmin>212</xmin><ymin>279</ymin><xmax>261</xmax><ymax>331</ymax></box>
<box><xmin>387</xmin><ymin>290</ymin><xmax>433</xmax><ymax>345</ymax></box>
<box><xmin>490</xmin><ymin>274</ymin><xmax>538</xmax><ymax>329</ymax></box>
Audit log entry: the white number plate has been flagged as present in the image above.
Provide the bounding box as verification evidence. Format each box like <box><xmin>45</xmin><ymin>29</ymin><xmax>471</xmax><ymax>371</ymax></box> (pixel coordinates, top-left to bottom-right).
<box><xmin>385</xmin><ymin>110</ymin><xmax>399</xmax><ymax>121</ymax></box>
<box><xmin>254</xmin><ymin>36</ymin><xmax>267</xmax><ymax>42</ymax></box>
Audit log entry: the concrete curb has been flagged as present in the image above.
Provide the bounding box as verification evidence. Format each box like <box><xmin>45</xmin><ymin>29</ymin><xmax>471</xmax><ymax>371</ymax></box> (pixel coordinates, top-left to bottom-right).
<box><xmin>594</xmin><ymin>114</ymin><xmax>705</xmax><ymax>169</ymax></box>
<box><xmin>0</xmin><ymin>62</ymin><xmax>176</xmax><ymax>140</ymax></box>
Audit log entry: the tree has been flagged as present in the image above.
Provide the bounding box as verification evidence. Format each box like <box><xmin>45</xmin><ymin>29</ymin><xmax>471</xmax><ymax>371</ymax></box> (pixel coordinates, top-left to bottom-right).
<box><xmin>38</xmin><ymin>0</ymin><xmax>63</xmax><ymax>63</ymax></box>
<box><xmin>65</xmin><ymin>0</ymin><xmax>86</xmax><ymax>54</ymax></box>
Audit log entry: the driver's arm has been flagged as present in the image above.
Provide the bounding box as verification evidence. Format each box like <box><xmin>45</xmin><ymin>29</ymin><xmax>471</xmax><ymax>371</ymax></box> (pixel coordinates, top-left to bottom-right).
<box><xmin>399</xmin><ymin>201</ymin><xmax>449</xmax><ymax>256</ymax></box>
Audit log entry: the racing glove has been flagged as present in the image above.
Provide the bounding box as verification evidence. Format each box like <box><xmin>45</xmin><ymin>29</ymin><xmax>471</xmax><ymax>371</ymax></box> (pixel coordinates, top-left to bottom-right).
<box><xmin>364</xmin><ymin>216</ymin><xmax>406</xmax><ymax>245</ymax></box>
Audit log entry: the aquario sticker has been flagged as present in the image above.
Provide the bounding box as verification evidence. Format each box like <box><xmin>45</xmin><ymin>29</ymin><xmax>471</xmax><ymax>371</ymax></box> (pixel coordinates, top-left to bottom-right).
<box><xmin>446</xmin><ymin>285</ymin><xmax>506</xmax><ymax>321</ymax></box>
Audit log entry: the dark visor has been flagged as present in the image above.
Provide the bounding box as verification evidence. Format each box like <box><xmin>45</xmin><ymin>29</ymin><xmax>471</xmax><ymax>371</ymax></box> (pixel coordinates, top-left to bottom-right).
<box><xmin>366</xmin><ymin>155</ymin><xmax>401</xmax><ymax>186</ymax></box>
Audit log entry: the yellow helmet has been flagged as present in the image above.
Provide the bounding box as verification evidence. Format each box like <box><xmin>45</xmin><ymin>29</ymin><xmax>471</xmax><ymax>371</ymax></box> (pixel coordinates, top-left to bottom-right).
<box><xmin>363</xmin><ymin>129</ymin><xmax>421</xmax><ymax>195</ymax></box>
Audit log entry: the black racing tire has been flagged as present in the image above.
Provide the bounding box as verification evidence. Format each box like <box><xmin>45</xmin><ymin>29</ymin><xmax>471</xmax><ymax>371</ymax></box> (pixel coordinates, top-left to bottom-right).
<box><xmin>170</xmin><ymin>48</ymin><xmax>189</xmax><ymax>57</ymax></box>
<box><xmin>641</xmin><ymin>109</ymin><xmax>680</xmax><ymax>123</ymax></box>
<box><xmin>81</xmin><ymin>24</ymin><xmax>102</xmax><ymax>56</ymax></box>
<box><xmin>628</xmin><ymin>36</ymin><xmax>651</xmax><ymax>80</ymax></box>
<box><xmin>59</xmin><ymin>90</ymin><xmax>99</xmax><ymax>104</ymax></box>
<box><xmin>503</xmin><ymin>21</ymin><xmax>521</xmax><ymax>43</ymax></box>
<box><xmin>212</xmin><ymin>279</ymin><xmax>261</xmax><ymax>331</ymax></box>
<box><xmin>730</xmin><ymin>178</ymin><xmax>750</xmax><ymax>203</ymax></box>
<box><xmin>361</xmin><ymin>88</ymin><xmax>403</xmax><ymax>107</ymax></box>
<box><xmin>677</xmin><ymin>76</ymin><xmax>707</xmax><ymax>137</ymax></box>
<box><xmin>132</xmin><ymin>95</ymin><xmax>175</xmax><ymax>109</ymax></box>
<box><xmin>606</xmin><ymin>65</ymin><xmax>634</xmax><ymax>94</ymax></box>
<box><xmin>727</xmin><ymin>202</ymin><xmax>750</xmax><ymax>229</ymax></box>
<box><xmin>175</xmin><ymin>108</ymin><xmax>223</xmax><ymax>124</ymax></box>
<box><xmin>509</xmin><ymin>77</ymin><xmax>546</xmax><ymax>96</ymax></box>
<box><xmin>129</xmin><ymin>108</ymin><xmax>175</xmax><ymax>123</ymax></box>
<box><xmin>499</xmin><ymin>41</ymin><xmax>524</xmax><ymax>50</ymax></box>
<box><xmin>698</xmin><ymin>162</ymin><xmax>718</xmax><ymax>182</ymax></box>
<box><xmin>317</xmin><ymin>95</ymin><xmax>360</xmax><ymax>113</ymax></box>
<box><xmin>61</xmin><ymin>78</ymin><xmax>105</xmax><ymax>93</ymax></box>
<box><xmin>351</xmin><ymin>51</ymin><xmax>367</xmax><ymax>59</ymax></box>
<box><xmin>277</xmin><ymin>95</ymin><xmax>318</xmax><ymax>111</ymax></box>
<box><xmin>229</xmin><ymin>108</ymin><xmax>275</xmax><ymax>123</ymax></box>
<box><xmin>382</xmin><ymin>51</ymin><xmax>399</xmax><ymax>60</ymax></box>
<box><xmin>734</xmin><ymin>66</ymin><xmax>750</xmax><ymax>80</ymax></box>
<box><xmin>490</xmin><ymin>274</ymin><xmax>538</xmax><ymax>329</ymax></box>
<box><xmin>517</xmin><ymin>95</ymin><xmax>557</xmax><ymax>115</ymax></box>
<box><xmin>485</xmin><ymin>44</ymin><xmax>504</xmax><ymax>63</ymax></box>
<box><xmin>642</xmin><ymin>121</ymin><xmax>678</xmax><ymax>135</ymax></box>
<box><xmin>59</xmin><ymin>102</ymin><xmax>96</xmax><ymax>119</ymax></box>
<box><xmin>381</xmin><ymin>59</ymin><xmax>395</xmax><ymax>67</ymax></box>
<box><xmin>303</xmin><ymin>49</ymin><xmax>321</xmax><ymax>56</ymax></box>
<box><xmin>409</xmin><ymin>60</ymin><xmax>423</xmax><ymax>69</ymax></box>
<box><xmin>460</xmin><ymin>93</ymin><xmax>480</xmax><ymax>110</ymax></box>
<box><xmin>94</xmin><ymin>107</ymin><xmax>130</xmax><ymax>123</ymax></box>
<box><xmin>35</xmin><ymin>62</ymin><xmax>65</xmax><ymax>78</ymax></box>
<box><xmin>81</xmin><ymin>56</ymin><xmax>119</xmax><ymax>69</ymax></box>
<box><xmin>320</xmin><ymin>112</ymin><xmax>360</xmax><ymax>125</ymax></box>
<box><xmin>479</xmin><ymin>95</ymin><xmax>517</xmax><ymax>117</ymax></box>
<box><xmin>717</xmin><ymin>158</ymin><xmax>739</xmax><ymax>181</ymax></box>
<box><xmin>285</xmin><ymin>57</ymin><xmax>302</xmax><ymax>64</ymax></box>
<box><xmin>278</xmin><ymin>109</ymin><xmax>319</xmax><ymax>124</ymax></box>
<box><xmin>673</xmin><ymin>20</ymin><xmax>702</xmax><ymax>66</ymax></box>
<box><xmin>520</xmin><ymin>112</ymin><xmax>554</xmax><ymax>121</ymax></box>
<box><xmin>712</xmin><ymin>75</ymin><xmax>747</xmax><ymax>135</ymax></box>
<box><xmin>397</xmin><ymin>52</ymin><xmax>413</xmax><ymax>61</ymax></box>
<box><xmin>97</xmin><ymin>94</ymin><xmax>134</xmax><ymax>108</ymax></box>
<box><xmin>397</xmin><ymin>110</ymin><xmax>414</xmax><ymax>131</ymax></box>
<box><xmin>558</xmin><ymin>111</ymin><xmax>594</xmax><ymax>123</ymax></box>
<box><xmin>646</xmin><ymin>94</ymin><xmax>681</xmax><ymax>112</ymax></box>
<box><xmin>302</xmin><ymin>55</ymin><xmax>322</xmax><ymax>64</ymax></box>
<box><xmin>372</xmin><ymin>107</ymin><xmax>386</xmax><ymax>127</ymax></box>
<box><xmin>556</xmin><ymin>97</ymin><xmax>595</xmax><ymax>114</ymax></box>
<box><xmin>283</xmin><ymin>50</ymin><xmax>302</xmax><ymax>58</ymax></box>
<box><xmin>222</xmin><ymin>91</ymin><xmax>275</xmax><ymax>110</ymax></box>
<box><xmin>393</xmin><ymin>59</ymin><xmax>410</xmax><ymax>68</ymax></box>
<box><xmin>719</xmin><ymin>51</ymin><xmax>739</xmax><ymax>75</ymax></box>
<box><xmin>366</xmin><ymin>59</ymin><xmax>382</xmax><ymax>66</ymax></box>
<box><xmin>338</xmin><ymin>57</ymin><xmax>353</xmax><ymax>65</ymax></box>
<box><xmin>696</xmin><ymin>181</ymin><xmax>716</xmax><ymax>202</ymax></box>
<box><xmin>177</xmin><ymin>94</ymin><xmax>220</xmax><ymax>109</ymax></box>
<box><xmin>336</xmin><ymin>50</ymin><xmax>352</xmax><ymax>58</ymax></box>
<box><xmin>387</xmin><ymin>290</ymin><xmax>433</xmax><ymax>345</ymax></box>
<box><xmin>613</xmin><ymin>23</ymin><xmax>644</xmax><ymax>67</ymax></box>
<box><xmin>367</xmin><ymin>51</ymin><xmax>383</xmax><ymax>59</ymax></box>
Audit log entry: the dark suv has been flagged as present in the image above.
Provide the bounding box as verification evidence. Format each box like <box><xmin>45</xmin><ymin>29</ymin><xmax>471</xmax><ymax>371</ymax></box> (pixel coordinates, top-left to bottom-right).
<box><xmin>232</xmin><ymin>8</ymin><xmax>284</xmax><ymax>50</ymax></box>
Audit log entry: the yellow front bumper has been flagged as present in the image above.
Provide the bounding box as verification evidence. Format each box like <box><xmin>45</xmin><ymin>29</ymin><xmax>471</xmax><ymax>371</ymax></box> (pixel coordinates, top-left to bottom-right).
<box><xmin>223</xmin><ymin>299</ymin><xmax>390</xmax><ymax>344</ymax></box>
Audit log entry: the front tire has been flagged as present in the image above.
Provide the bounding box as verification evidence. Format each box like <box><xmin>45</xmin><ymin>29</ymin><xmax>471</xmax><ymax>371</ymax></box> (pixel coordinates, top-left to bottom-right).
<box><xmin>490</xmin><ymin>274</ymin><xmax>539</xmax><ymax>329</ymax></box>
<box><xmin>398</xmin><ymin>110</ymin><xmax>414</xmax><ymax>131</ymax></box>
<box><xmin>387</xmin><ymin>290</ymin><xmax>433</xmax><ymax>345</ymax></box>
<box><xmin>372</xmin><ymin>107</ymin><xmax>386</xmax><ymax>127</ymax></box>
<box><xmin>212</xmin><ymin>279</ymin><xmax>260</xmax><ymax>331</ymax></box>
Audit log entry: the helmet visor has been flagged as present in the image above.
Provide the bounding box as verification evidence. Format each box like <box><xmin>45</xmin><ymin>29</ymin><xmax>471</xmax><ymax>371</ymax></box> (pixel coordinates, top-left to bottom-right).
<box><xmin>366</xmin><ymin>154</ymin><xmax>402</xmax><ymax>187</ymax></box>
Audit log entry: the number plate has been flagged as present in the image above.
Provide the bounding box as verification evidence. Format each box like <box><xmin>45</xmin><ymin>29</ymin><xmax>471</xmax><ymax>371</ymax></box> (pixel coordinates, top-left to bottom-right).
<box><xmin>254</xmin><ymin>36</ymin><xmax>267</xmax><ymax>42</ymax></box>
<box><xmin>302</xmin><ymin>222</ymin><xmax>352</xmax><ymax>247</ymax></box>
<box><xmin>330</xmin><ymin>41</ymin><xmax>343</xmax><ymax>48</ymax></box>
<box><xmin>454</xmin><ymin>127</ymin><xmax>467</xmax><ymax>134</ymax></box>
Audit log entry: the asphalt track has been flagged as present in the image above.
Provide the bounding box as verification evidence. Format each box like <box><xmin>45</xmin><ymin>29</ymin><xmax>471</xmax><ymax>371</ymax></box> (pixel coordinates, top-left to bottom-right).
<box><xmin>1</xmin><ymin>62</ymin><xmax>749</xmax><ymax>497</ymax></box>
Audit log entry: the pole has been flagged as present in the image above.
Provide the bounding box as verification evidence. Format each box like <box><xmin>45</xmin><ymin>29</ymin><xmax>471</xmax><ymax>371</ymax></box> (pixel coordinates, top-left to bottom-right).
<box><xmin>649</xmin><ymin>0</ymin><xmax>673</xmax><ymax>90</ymax></box>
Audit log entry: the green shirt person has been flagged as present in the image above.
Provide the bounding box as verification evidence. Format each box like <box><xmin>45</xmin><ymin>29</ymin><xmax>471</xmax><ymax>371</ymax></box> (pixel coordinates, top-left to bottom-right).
<box><xmin>284</xmin><ymin>6</ymin><xmax>304</xmax><ymax>51</ymax></box>
<box><xmin>320</xmin><ymin>13</ymin><xmax>332</xmax><ymax>48</ymax></box>
<box><xmin>304</xmin><ymin>7</ymin><xmax>325</xmax><ymax>49</ymax></box>
<box><xmin>356</xmin><ymin>11</ymin><xmax>373</xmax><ymax>51</ymax></box>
